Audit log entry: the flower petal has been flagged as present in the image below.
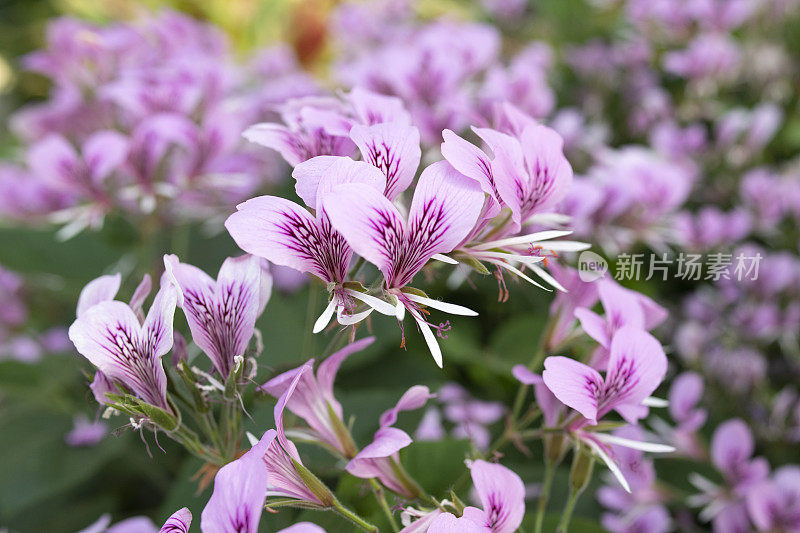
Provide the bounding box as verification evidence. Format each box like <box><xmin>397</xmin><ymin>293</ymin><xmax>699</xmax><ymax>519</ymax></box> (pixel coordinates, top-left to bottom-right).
<box><xmin>323</xmin><ymin>183</ymin><xmax>405</xmax><ymax>281</ymax></box>
<box><xmin>379</xmin><ymin>385</ymin><xmax>436</xmax><ymax>428</ymax></box>
<box><xmin>77</xmin><ymin>273</ymin><xmax>121</xmax><ymax>318</ymax></box>
<box><xmin>159</xmin><ymin>508</ymin><xmax>191</xmax><ymax>533</ymax></box>
<box><xmin>293</xmin><ymin>156</ymin><xmax>387</xmax><ymax>210</ymax></box>
<box><xmin>225</xmin><ymin>196</ymin><xmax>350</xmax><ymax>284</ymax></box>
<box><xmin>604</xmin><ymin>327</ymin><xmax>667</xmax><ymax>419</ymax></box>
<box><xmin>469</xmin><ymin>460</ymin><xmax>525</xmax><ymax>533</ymax></box>
<box><xmin>350</xmin><ymin>122</ymin><xmax>421</xmax><ymax>200</ymax></box>
<box><xmin>542</xmin><ymin>356</ymin><xmax>602</xmax><ymax>423</ymax></box>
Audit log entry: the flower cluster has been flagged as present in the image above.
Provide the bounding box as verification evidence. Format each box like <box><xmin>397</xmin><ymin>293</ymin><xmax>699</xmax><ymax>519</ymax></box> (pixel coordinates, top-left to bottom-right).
<box><xmin>0</xmin><ymin>11</ymin><xmax>317</xmax><ymax>238</ymax></box>
<box><xmin>3</xmin><ymin>0</ymin><xmax>800</xmax><ymax>531</ymax></box>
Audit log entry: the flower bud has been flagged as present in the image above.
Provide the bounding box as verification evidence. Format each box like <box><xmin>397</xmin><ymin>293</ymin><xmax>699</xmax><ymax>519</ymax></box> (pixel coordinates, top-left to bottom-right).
<box><xmin>292</xmin><ymin>458</ymin><xmax>338</xmax><ymax>508</ymax></box>
<box><xmin>569</xmin><ymin>441</ymin><xmax>595</xmax><ymax>494</ymax></box>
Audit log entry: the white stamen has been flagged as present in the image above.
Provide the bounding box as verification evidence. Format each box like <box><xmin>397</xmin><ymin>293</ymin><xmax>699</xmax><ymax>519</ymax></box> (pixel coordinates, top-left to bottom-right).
<box><xmin>246</xmin><ymin>431</ymin><xmax>259</xmax><ymax>447</ymax></box>
<box><xmin>411</xmin><ymin>311</ymin><xmax>443</xmax><ymax>368</ymax></box>
<box><xmin>688</xmin><ymin>473</ymin><xmax>719</xmax><ymax>494</ymax></box>
<box><xmin>431</xmin><ymin>253</ymin><xmax>459</xmax><ymax>264</ymax></box>
<box><xmin>313</xmin><ymin>298</ymin><xmax>337</xmax><ymax>333</ymax></box>
<box><xmin>102</xmin><ymin>407</ymin><xmax>119</xmax><ymax>419</ymax></box>
<box><xmin>539</xmin><ymin>241</ymin><xmax>592</xmax><ymax>252</ymax></box>
<box><xmin>191</xmin><ymin>366</ymin><xmax>226</xmax><ymax>391</ymax></box>
<box><xmin>477</xmin><ymin>251</ymin><xmax>546</xmax><ymax>266</ymax></box>
<box><xmin>527</xmin><ymin>213</ymin><xmax>572</xmax><ymax>226</ymax></box>
<box><xmin>233</xmin><ymin>355</ymin><xmax>244</xmax><ymax>373</ymax></box>
<box><xmin>395</xmin><ymin>300</ymin><xmax>406</xmax><ymax>321</ymax></box>
<box><xmin>336</xmin><ymin>306</ymin><xmax>373</xmax><ymax>325</ymax></box>
<box><xmin>472</xmin><ymin>230</ymin><xmax>574</xmax><ymax>250</ymax></box>
<box><xmin>593</xmin><ymin>432</ymin><xmax>676</xmax><ymax>453</ymax></box>
<box><xmin>585</xmin><ymin>438</ymin><xmax>631</xmax><ymax>492</ymax></box>
<box><xmin>642</xmin><ymin>396</ymin><xmax>669</xmax><ymax>408</ymax></box>
<box><xmin>529</xmin><ymin>264</ymin><xmax>567</xmax><ymax>292</ymax></box>
<box><xmin>404</xmin><ymin>293</ymin><xmax>478</xmax><ymax>316</ymax></box>
<box><xmin>484</xmin><ymin>259</ymin><xmax>548</xmax><ymax>291</ymax></box>
<box><xmin>344</xmin><ymin>289</ymin><xmax>396</xmax><ymax>316</ymax></box>
<box><xmin>699</xmin><ymin>500</ymin><xmax>728</xmax><ymax>522</ymax></box>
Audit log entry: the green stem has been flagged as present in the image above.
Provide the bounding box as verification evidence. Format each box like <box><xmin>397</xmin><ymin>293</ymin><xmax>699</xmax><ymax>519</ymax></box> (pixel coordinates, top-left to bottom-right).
<box><xmin>302</xmin><ymin>285</ymin><xmax>320</xmax><ymax>357</ymax></box>
<box><xmin>534</xmin><ymin>460</ymin><xmax>555</xmax><ymax>533</ymax></box>
<box><xmin>511</xmin><ymin>343</ymin><xmax>545</xmax><ymax>420</ymax></box>
<box><xmin>369</xmin><ymin>478</ymin><xmax>399</xmax><ymax>532</ymax></box>
<box><xmin>169</xmin><ymin>425</ymin><xmax>224</xmax><ymax>465</ymax></box>
<box><xmin>557</xmin><ymin>488</ymin><xmax>581</xmax><ymax>533</ymax></box>
<box><xmin>333</xmin><ymin>502</ymin><xmax>378</xmax><ymax>532</ymax></box>
<box><xmin>348</xmin><ymin>256</ymin><xmax>367</xmax><ymax>279</ymax></box>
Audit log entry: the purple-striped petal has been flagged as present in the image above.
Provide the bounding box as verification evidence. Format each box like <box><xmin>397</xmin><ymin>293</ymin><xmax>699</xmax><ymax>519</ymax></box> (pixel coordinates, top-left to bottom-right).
<box><xmin>83</xmin><ymin>130</ymin><xmax>129</xmax><ymax>185</ymax></box>
<box><xmin>69</xmin><ymin>286</ymin><xmax>176</xmax><ymax>410</ymax></box>
<box><xmin>346</xmin><ymin>427</ymin><xmax>414</xmax><ymax>496</ymax></box>
<box><xmin>225</xmin><ymin>196</ymin><xmax>351</xmax><ymax>284</ymax></box>
<box><xmin>160</xmin><ymin>508</ymin><xmax>191</xmax><ymax>533</ymax></box>
<box><xmin>350</xmin><ymin>122</ymin><xmax>421</xmax><ymax>200</ymax></box>
<box><xmin>322</xmin><ymin>183</ymin><xmax>405</xmax><ymax>283</ymax></box>
<box><xmin>603</xmin><ymin>327</ymin><xmax>667</xmax><ymax>422</ymax></box>
<box><xmin>200</xmin><ymin>432</ymin><xmax>273</xmax><ymax>533</ymax></box>
<box><xmin>293</xmin><ymin>156</ymin><xmax>386</xmax><ymax>210</ymax></box>
<box><xmin>469</xmin><ymin>460</ymin><xmax>525</xmax><ymax>533</ymax></box>
<box><xmin>165</xmin><ymin>254</ymin><xmax>266</xmax><ymax>378</ymax></box>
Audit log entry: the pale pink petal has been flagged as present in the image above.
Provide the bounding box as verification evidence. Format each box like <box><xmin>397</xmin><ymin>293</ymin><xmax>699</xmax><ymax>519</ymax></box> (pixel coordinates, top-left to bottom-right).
<box><xmin>428</xmin><ymin>510</ymin><xmax>488</xmax><ymax>533</ymax></box>
<box><xmin>292</xmin><ymin>156</ymin><xmax>343</xmax><ymax>209</ymax></box>
<box><xmin>469</xmin><ymin>460</ymin><xmax>525</xmax><ymax>533</ymax></box>
<box><xmin>129</xmin><ymin>274</ymin><xmax>152</xmax><ymax>319</ymax></box>
<box><xmin>322</xmin><ymin>183</ymin><xmax>405</xmax><ymax>281</ymax></box>
<box><xmin>243</xmin><ymin>123</ymin><xmax>304</xmax><ymax>166</ymax></box>
<box><xmin>143</xmin><ymin>286</ymin><xmax>178</xmax><ymax>362</ymax></box>
<box><xmin>159</xmin><ymin>507</ymin><xmax>191</xmax><ymax>533</ymax></box>
<box><xmin>77</xmin><ymin>274</ymin><xmax>121</xmax><ymax>318</ymax></box>
<box><xmin>83</xmin><ymin>130</ymin><xmax>129</xmax><ymax>184</ymax></box>
<box><xmin>225</xmin><ymin>196</ymin><xmax>350</xmax><ymax>284</ymax></box>
<box><xmin>317</xmin><ymin>336</ymin><xmax>376</xmax><ymax>407</ymax></box>
<box><xmin>379</xmin><ymin>385</ymin><xmax>436</xmax><ymax>427</ymax></box>
<box><xmin>542</xmin><ymin>356</ymin><xmax>603</xmax><ymax>423</ymax></box>
<box><xmin>200</xmin><ymin>431</ymin><xmax>272</xmax><ymax>533</ymax></box>
<box><xmin>518</xmin><ymin>123</ymin><xmax>573</xmax><ymax>214</ymax></box>
<box><xmin>350</xmin><ymin>123</ymin><xmax>420</xmax><ymax>200</ymax></box>
<box><xmin>407</xmin><ymin>161</ymin><xmax>484</xmax><ymax>256</ymax></box>
<box><xmin>276</xmin><ymin>523</ymin><xmax>326</xmax><ymax>533</ymax></box>
<box><xmin>293</xmin><ymin>156</ymin><xmax>386</xmax><ymax>210</ymax></box>
<box><xmin>574</xmin><ymin>308</ymin><xmax>612</xmax><ymax>348</ymax></box>
<box><xmin>603</xmin><ymin>327</ymin><xmax>667</xmax><ymax>419</ymax></box>
<box><xmin>710</xmin><ymin>418</ymin><xmax>754</xmax><ymax>475</ymax></box>
<box><xmin>346</xmin><ymin>427</ymin><xmax>413</xmax><ymax>496</ymax></box>
<box><xmin>597</xmin><ymin>280</ymin><xmax>645</xmax><ymax>332</ymax></box>
<box><xmin>275</xmin><ymin>364</ymin><xmax>313</xmax><ymax>462</ymax></box>
<box><xmin>348</xmin><ymin>87</ymin><xmax>411</xmax><ymax>126</ymax></box>
<box><xmin>512</xmin><ymin>365</ymin><xmax>542</xmax><ymax>385</ymax></box>
<box><xmin>441</xmin><ymin>130</ymin><xmax>493</xmax><ymax>192</ymax></box>
<box><xmin>27</xmin><ymin>134</ymin><xmax>79</xmax><ymax>189</ymax></box>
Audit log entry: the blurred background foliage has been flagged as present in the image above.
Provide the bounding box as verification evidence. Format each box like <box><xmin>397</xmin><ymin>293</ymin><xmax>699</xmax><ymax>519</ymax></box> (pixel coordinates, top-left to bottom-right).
<box><xmin>0</xmin><ymin>0</ymin><xmax>776</xmax><ymax>531</ymax></box>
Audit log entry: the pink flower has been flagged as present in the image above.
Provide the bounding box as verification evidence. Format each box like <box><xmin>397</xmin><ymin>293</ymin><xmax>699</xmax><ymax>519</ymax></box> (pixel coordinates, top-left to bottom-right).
<box><xmin>323</xmin><ymin>161</ymin><xmax>484</xmax><ymax>366</ymax></box>
<box><xmin>427</xmin><ymin>460</ymin><xmax>524</xmax><ymax>533</ymax></box>
<box><xmin>259</xmin><ymin>337</ymin><xmax>376</xmax><ymax>457</ymax></box>
<box><xmin>164</xmin><ymin>254</ymin><xmax>271</xmax><ymax>379</ymax></box>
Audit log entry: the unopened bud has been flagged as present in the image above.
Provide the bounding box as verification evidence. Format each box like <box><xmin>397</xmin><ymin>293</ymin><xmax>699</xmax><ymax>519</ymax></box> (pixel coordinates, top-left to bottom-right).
<box><xmin>545</xmin><ymin>433</ymin><xmax>568</xmax><ymax>465</ymax></box>
<box><xmin>292</xmin><ymin>458</ymin><xmax>337</xmax><ymax>508</ymax></box>
<box><xmin>569</xmin><ymin>441</ymin><xmax>595</xmax><ymax>493</ymax></box>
